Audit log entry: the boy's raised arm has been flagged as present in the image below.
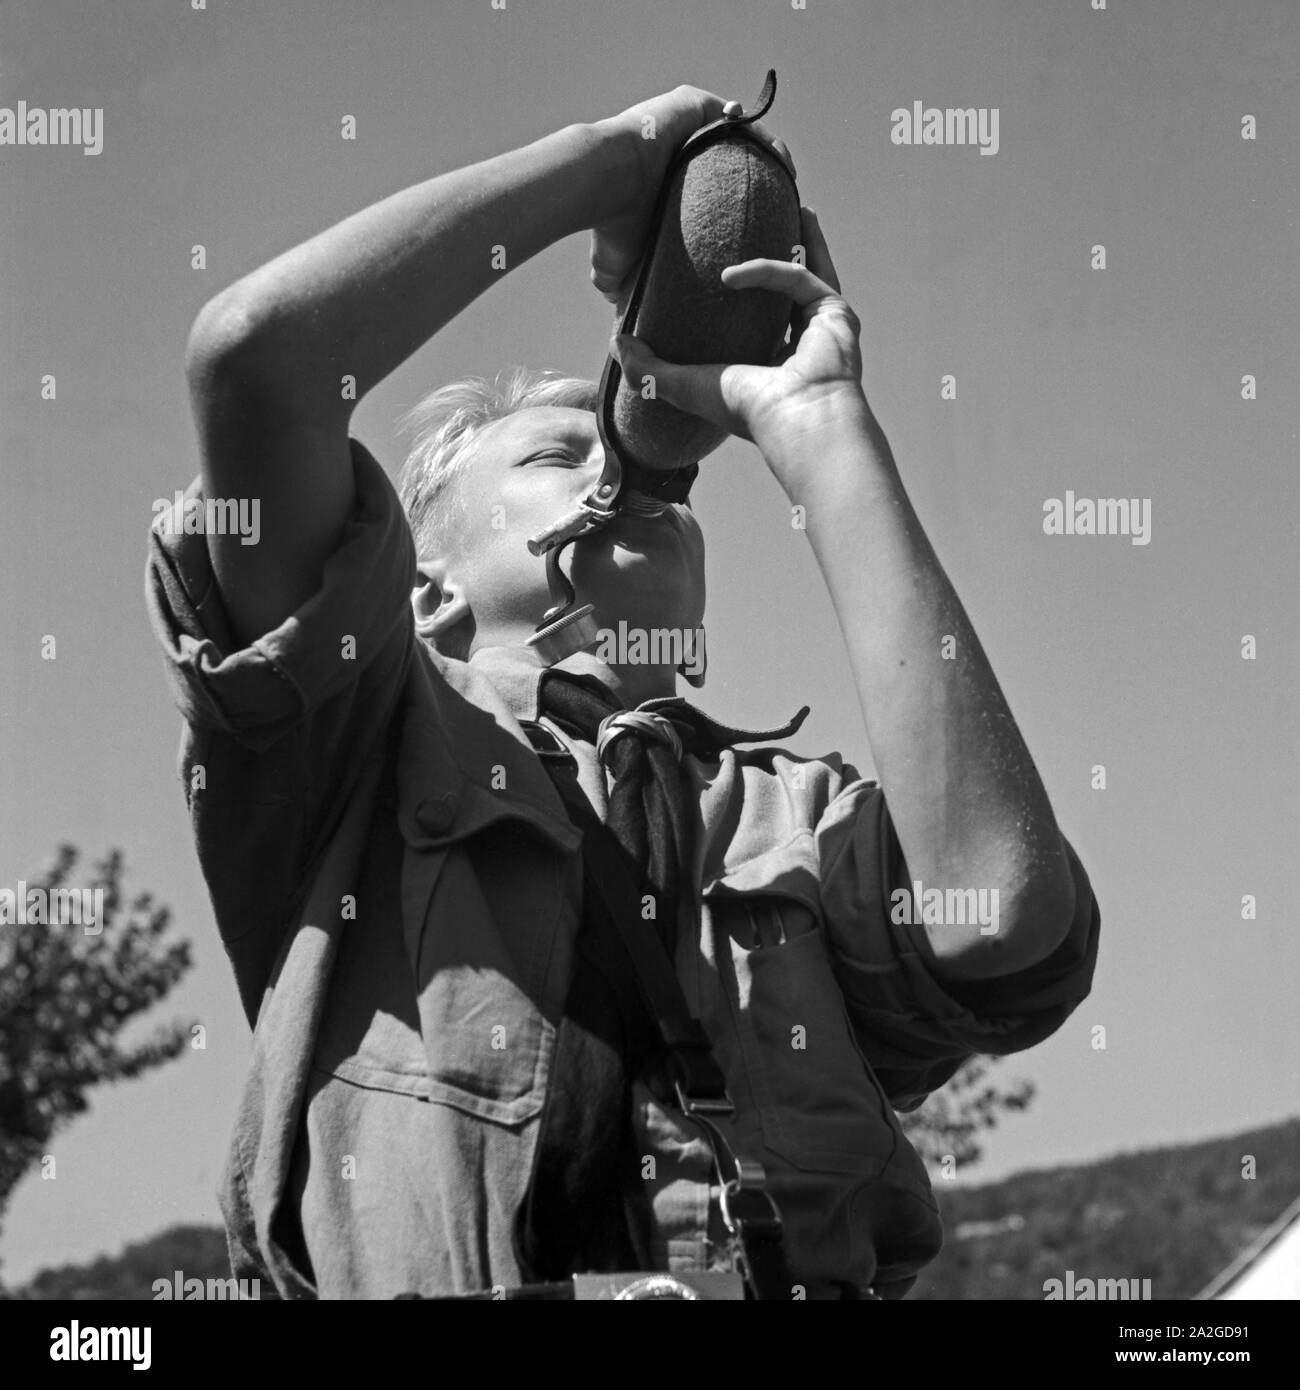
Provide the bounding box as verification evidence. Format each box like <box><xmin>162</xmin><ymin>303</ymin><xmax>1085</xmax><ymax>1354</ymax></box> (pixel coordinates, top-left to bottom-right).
<box><xmin>183</xmin><ymin>86</ymin><xmax>730</xmax><ymax>645</ymax></box>
<box><xmin>611</xmin><ymin>209</ymin><xmax>1082</xmax><ymax>985</ymax></box>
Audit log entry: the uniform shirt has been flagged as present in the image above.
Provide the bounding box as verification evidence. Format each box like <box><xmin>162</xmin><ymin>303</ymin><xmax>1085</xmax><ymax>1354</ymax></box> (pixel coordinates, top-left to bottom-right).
<box><xmin>145</xmin><ymin>439</ymin><xmax>1100</xmax><ymax>1300</ymax></box>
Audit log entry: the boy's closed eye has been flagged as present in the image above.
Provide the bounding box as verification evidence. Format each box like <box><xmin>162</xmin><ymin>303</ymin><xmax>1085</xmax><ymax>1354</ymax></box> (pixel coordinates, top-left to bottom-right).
<box><xmin>518</xmin><ymin>450</ymin><xmax>584</xmax><ymax>467</ymax></box>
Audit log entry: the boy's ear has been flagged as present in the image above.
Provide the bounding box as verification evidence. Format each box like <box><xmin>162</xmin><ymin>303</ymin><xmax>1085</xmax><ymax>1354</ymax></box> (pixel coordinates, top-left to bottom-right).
<box><xmin>413</xmin><ymin>558</ymin><xmax>472</xmax><ymax>650</ymax></box>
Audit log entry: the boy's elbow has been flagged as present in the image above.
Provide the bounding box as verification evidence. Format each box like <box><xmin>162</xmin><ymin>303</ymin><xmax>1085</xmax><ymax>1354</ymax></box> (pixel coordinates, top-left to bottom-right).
<box><xmin>927</xmin><ymin>850</ymin><xmax>1080</xmax><ymax>984</ymax></box>
<box><xmin>185</xmin><ymin>288</ymin><xmax>350</xmax><ymax>428</ymax></box>
<box><xmin>184</xmin><ymin>289</ymin><xmax>277</xmax><ymax>392</ymax></box>
<box><xmin>996</xmin><ymin>862</ymin><xmax>1079</xmax><ymax>974</ymax></box>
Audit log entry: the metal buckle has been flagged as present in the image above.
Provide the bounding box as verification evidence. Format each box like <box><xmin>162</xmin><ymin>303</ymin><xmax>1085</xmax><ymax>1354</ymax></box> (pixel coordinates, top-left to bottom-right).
<box><xmin>673</xmin><ymin>1078</ymin><xmax>734</xmax><ymax>1118</ymax></box>
<box><xmin>615</xmin><ymin>1275</ymin><xmax>700</xmax><ymax>1301</ymax></box>
<box><xmin>525</xmin><ymin>493</ymin><xmax>617</xmax><ymax>557</ymax></box>
<box><xmin>718</xmin><ymin>1169</ymin><xmax>782</xmax><ymax>1238</ymax></box>
<box><xmin>519</xmin><ymin>721</ymin><xmax>578</xmax><ymax>767</ymax></box>
<box><xmin>571</xmin><ymin>1272</ymin><xmax>745</xmax><ymax>1301</ymax></box>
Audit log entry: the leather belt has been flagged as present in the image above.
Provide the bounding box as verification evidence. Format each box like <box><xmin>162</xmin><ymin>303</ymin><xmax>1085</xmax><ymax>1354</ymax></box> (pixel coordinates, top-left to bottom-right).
<box><xmin>402</xmin><ymin>1273</ymin><xmax>881</xmax><ymax>1301</ymax></box>
<box><xmin>408</xmin><ymin>1272</ymin><xmax>745</xmax><ymax>1301</ymax></box>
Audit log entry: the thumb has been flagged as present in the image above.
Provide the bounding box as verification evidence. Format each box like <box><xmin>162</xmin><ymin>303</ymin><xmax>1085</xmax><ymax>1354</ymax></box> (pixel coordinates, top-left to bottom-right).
<box><xmin>611</xmin><ymin>334</ymin><xmax>729</xmax><ymax>429</ymax></box>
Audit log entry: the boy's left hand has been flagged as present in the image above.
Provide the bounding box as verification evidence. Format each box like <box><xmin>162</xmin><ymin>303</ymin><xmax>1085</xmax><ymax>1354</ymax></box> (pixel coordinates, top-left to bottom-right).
<box><xmin>591</xmin><ymin>84</ymin><xmax>795</xmax><ymax>314</ymax></box>
<box><xmin>609</xmin><ymin>207</ymin><xmax>868</xmax><ymax>464</ymax></box>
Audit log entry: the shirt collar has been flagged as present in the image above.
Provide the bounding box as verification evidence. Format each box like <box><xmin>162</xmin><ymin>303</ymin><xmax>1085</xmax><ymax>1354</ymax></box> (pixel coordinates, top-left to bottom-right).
<box><xmin>464</xmin><ymin>643</ymin><xmax>810</xmax><ymax>751</ymax></box>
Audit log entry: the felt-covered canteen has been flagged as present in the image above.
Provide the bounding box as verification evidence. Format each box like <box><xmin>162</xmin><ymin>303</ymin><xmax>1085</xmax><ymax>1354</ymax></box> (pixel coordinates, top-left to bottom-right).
<box><xmin>599</xmin><ymin>71</ymin><xmax>801</xmax><ymax>481</ymax></box>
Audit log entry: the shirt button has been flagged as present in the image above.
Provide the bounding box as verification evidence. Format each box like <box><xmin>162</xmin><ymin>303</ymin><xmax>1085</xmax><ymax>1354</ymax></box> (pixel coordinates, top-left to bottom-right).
<box><xmin>417</xmin><ymin>789</ymin><xmax>459</xmax><ymax>835</ymax></box>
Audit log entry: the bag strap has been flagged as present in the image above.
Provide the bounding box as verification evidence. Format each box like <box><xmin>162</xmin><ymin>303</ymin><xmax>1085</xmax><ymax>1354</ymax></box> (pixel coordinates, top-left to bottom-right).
<box><xmin>521</xmin><ymin>722</ymin><xmax>795</xmax><ymax>1301</ymax></box>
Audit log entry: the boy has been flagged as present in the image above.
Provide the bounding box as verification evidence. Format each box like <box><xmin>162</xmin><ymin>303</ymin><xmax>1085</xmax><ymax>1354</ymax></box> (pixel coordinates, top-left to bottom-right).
<box><xmin>147</xmin><ymin>83</ymin><xmax>1099</xmax><ymax>1299</ymax></box>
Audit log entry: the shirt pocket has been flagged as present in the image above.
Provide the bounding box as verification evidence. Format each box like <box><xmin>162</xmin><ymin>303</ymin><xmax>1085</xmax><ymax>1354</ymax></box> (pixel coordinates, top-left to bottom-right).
<box><xmin>402</xmin><ymin>822</ymin><xmax>572</xmax><ymax>1128</ymax></box>
<box><xmin>313</xmin><ymin>796</ymin><xmax>565</xmax><ymax>1128</ymax></box>
<box><xmin>708</xmin><ymin>887</ymin><xmax>906</xmax><ymax>1178</ymax></box>
<box><xmin>311</xmin><ymin>803</ymin><xmax>449</xmax><ymax>1104</ymax></box>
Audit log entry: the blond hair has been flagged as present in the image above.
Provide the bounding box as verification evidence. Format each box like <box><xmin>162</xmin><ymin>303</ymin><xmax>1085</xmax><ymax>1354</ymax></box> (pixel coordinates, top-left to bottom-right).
<box><xmin>397</xmin><ymin>367</ymin><xmax>598</xmax><ymax>555</ymax></box>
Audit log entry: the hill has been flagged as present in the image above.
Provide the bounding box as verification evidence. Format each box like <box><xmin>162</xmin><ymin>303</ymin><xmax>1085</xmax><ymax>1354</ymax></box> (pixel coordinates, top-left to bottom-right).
<box><xmin>910</xmin><ymin>1116</ymin><xmax>1300</xmax><ymax>1299</ymax></box>
<box><xmin>5</xmin><ymin>1224</ymin><xmax>231</xmax><ymax>1301</ymax></box>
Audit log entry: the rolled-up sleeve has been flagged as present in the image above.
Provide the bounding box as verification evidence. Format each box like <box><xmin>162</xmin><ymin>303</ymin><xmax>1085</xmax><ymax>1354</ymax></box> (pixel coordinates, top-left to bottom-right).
<box><xmin>144</xmin><ymin>438</ymin><xmax>417</xmax><ymax>1018</ymax></box>
<box><xmin>815</xmin><ymin>775</ymin><xmax>1101</xmax><ymax>1111</ymax></box>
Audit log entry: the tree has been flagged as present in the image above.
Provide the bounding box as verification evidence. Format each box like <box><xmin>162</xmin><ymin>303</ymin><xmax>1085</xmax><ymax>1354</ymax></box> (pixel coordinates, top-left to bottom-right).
<box><xmin>0</xmin><ymin>846</ymin><xmax>193</xmax><ymax>1240</ymax></box>
<box><xmin>899</xmin><ymin>1056</ymin><xmax>1035</xmax><ymax>1169</ymax></box>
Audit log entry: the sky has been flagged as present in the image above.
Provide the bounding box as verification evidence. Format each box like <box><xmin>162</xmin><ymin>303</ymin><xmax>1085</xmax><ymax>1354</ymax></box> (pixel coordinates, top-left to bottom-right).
<box><xmin>1</xmin><ymin>0</ymin><xmax>1297</xmax><ymax>1284</ymax></box>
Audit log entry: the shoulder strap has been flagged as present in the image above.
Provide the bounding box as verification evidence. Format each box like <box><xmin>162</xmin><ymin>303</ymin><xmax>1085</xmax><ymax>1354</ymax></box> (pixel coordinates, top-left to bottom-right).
<box><xmin>523</xmin><ymin>725</ymin><xmax>795</xmax><ymax>1300</ymax></box>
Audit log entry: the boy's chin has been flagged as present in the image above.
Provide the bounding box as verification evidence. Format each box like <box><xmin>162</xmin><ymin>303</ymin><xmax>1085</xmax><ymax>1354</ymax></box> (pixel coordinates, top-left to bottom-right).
<box><xmin>576</xmin><ymin>513</ymin><xmax>690</xmax><ymax>563</ymax></box>
<box><xmin>572</xmin><ymin>541</ymin><xmax>694</xmax><ymax>598</ymax></box>
<box><xmin>583</xmin><ymin>581</ymin><xmax>699</xmax><ymax>631</ymax></box>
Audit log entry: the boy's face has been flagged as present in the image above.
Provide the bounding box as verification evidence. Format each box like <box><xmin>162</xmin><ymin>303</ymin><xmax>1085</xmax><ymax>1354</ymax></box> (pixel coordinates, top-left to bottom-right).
<box><xmin>445</xmin><ymin>406</ymin><xmax>706</xmax><ymax>642</ymax></box>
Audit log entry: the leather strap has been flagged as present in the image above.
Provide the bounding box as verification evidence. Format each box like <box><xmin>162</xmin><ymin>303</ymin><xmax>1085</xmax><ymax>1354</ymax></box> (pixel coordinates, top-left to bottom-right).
<box><xmin>409</xmin><ymin>1281</ymin><xmax>575</xmax><ymax>1301</ymax></box>
<box><xmin>522</xmin><ymin>724</ymin><xmax>796</xmax><ymax>1300</ymax></box>
<box><xmin>727</xmin><ymin>68</ymin><xmax>778</xmax><ymax>127</ymax></box>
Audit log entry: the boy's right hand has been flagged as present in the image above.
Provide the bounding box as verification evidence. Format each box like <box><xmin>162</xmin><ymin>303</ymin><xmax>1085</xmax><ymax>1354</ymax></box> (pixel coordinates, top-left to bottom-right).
<box><xmin>607</xmin><ymin>206</ymin><xmax>868</xmax><ymax>482</ymax></box>
<box><xmin>589</xmin><ymin>84</ymin><xmax>796</xmax><ymax>314</ymax></box>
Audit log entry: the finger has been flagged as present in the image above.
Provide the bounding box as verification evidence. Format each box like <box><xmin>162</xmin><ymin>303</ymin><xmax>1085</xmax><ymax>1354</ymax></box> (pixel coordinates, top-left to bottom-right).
<box><xmin>591</xmin><ymin>266</ymin><xmax>623</xmax><ymax>303</ymax></box>
<box><xmin>771</xmin><ymin>338</ymin><xmax>797</xmax><ymax>369</ymax></box>
<box><xmin>592</xmin><ymin>270</ymin><xmax>630</xmax><ymax>308</ymax></box>
<box><xmin>589</xmin><ymin>233</ymin><xmax>619</xmax><ymax>294</ymax></box>
<box><xmin>632</xmin><ymin>85</ymin><xmax>725</xmax><ymax>128</ymax></box>
<box><xmin>688</xmin><ymin>87</ymin><xmax>727</xmax><ymax>123</ymax></box>
<box><xmin>800</xmin><ymin>207</ymin><xmax>841</xmax><ymax>294</ymax></box>
<box><xmin>611</xmin><ymin>333</ymin><xmax>731</xmax><ymax>432</ymax></box>
<box><xmin>719</xmin><ymin>257</ymin><xmax>839</xmax><ymax>308</ymax></box>
<box><xmin>589</xmin><ymin>232</ymin><xmax>638</xmax><ymax>305</ymax></box>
